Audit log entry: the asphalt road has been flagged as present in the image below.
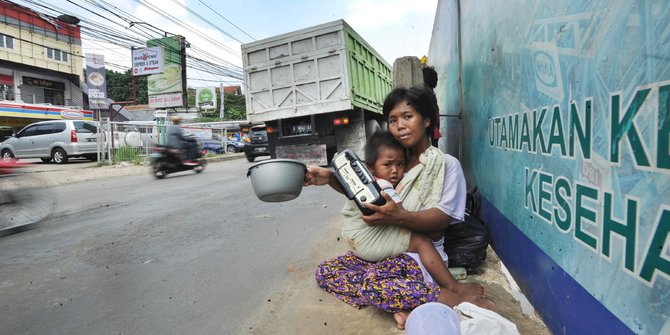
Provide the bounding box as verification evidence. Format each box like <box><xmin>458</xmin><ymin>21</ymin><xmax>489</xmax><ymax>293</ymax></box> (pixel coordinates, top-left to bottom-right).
<box><xmin>0</xmin><ymin>158</ymin><xmax>344</xmax><ymax>334</ymax></box>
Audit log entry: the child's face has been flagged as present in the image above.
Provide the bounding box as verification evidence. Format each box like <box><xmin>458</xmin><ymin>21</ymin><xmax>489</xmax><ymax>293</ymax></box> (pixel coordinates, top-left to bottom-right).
<box><xmin>371</xmin><ymin>147</ymin><xmax>406</xmax><ymax>186</ymax></box>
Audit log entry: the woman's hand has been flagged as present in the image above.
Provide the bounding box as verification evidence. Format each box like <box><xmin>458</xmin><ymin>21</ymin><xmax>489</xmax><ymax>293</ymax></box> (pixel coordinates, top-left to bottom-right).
<box><xmin>304</xmin><ymin>165</ymin><xmax>333</xmax><ymax>186</ymax></box>
<box><xmin>361</xmin><ymin>192</ymin><xmax>408</xmax><ymax>227</ymax></box>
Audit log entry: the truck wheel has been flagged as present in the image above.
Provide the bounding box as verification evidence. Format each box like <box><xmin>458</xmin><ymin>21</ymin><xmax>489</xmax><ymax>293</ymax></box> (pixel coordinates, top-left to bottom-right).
<box><xmin>365</xmin><ymin>120</ymin><xmax>380</xmax><ymax>138</ymax></box>
<box><xmin>246</xmin><ymin>154</ymin><xmax>255</xmax><ymax>162</ymax></box>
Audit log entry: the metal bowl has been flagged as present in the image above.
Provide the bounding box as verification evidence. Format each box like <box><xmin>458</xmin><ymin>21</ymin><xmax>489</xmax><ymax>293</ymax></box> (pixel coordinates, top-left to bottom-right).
<box><xmin>247</xmin><ymin>159</ymin><xmax>306</xmax><ymax>202</ymax></box>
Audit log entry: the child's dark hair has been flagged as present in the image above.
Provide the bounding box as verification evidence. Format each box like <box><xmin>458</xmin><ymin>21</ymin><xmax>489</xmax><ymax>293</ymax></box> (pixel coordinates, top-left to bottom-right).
<box><xmin>364</xmin><ymin>130</ymin><xmax>405</xmax><ymax>164</ymax></box>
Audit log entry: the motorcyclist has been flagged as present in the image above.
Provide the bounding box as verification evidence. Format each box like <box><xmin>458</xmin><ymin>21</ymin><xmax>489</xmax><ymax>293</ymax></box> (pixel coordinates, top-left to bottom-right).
<box><xmin>165</xmin><ymin>116</ymin><xmax>198</xmax><ymax>165</ymax></box>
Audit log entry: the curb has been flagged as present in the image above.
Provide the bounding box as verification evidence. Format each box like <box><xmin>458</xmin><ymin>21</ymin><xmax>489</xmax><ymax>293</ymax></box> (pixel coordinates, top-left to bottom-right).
<box><xmin>203</xmin><ymin>152</ymin><xmax>245</xmax><ymax>163</ymax></box>
<box><xmin>21</xmin><ymin>153</ymin><xmax>245</xmax><ymax>174</ymax></box>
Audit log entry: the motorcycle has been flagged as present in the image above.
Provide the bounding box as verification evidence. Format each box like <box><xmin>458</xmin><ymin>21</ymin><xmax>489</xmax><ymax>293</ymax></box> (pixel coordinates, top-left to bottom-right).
<box><xmin>149</xmin><ymin>143</ymin><xmax>207</xmax><ymax>179</ymax></box>
<box><xmin>0</xmin><ymin>160</ymin><xmax>53</xmax><ymax>237</ymax></box>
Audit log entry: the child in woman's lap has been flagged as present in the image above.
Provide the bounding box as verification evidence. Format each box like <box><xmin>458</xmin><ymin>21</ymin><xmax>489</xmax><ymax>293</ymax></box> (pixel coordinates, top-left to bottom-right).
<box><xmin>342</xmin><ymin>131</ymin><xmax>483</xmax><ymax>297</ymax></box>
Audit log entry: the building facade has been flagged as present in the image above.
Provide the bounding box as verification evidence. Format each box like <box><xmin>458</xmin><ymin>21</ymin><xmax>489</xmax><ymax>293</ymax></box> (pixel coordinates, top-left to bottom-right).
<box><xmin>0</xmin><ymin>0</ymin><xmax>87</xmax><ymax>130</ymax></box>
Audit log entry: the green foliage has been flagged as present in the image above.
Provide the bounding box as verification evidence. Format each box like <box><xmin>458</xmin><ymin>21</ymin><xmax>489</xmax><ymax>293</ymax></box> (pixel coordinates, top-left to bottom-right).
<box><xmin>196</xmin><ymin>92</ymin><xmax>246</xmax><ymax>120</ymax></box>
<box><xmin>114</xmin><ymin>146</ymin><xmax>145</xmax><ymax>164</ymax></box>
<box><xmin>193</xmin><ymin>116</ymin><xmax>224</xmax><ymax>123</ymax></box>
<box><xmin>105</xmin><ymin>69</ymin><xmax>148</xmax><ymax>104</ymax></box>
<box><xmin>224</xmin><ymin>93</ymin><xmax>246</xmax><ymax>120</ymax></box>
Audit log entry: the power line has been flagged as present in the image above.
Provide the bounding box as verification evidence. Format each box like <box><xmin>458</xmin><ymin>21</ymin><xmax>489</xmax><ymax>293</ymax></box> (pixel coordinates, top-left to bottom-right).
<box><xmin>168</xmin><ymin>0</ymin><xmax>244</xmax><ymax>44</ymax></box>
<box><xmin>197</xmin><ymin>0</ymin><xmax>255</xmax><ymax>41</ymax></box>
<box><xmin>10</xmin><ymin>0</ymin><xmax>245</xmax><ymax>83</ymax></box>
<box><xmin>132</xmin><ymin>0</ymin><xmax>240</xmax><ymax>57</ymax></box>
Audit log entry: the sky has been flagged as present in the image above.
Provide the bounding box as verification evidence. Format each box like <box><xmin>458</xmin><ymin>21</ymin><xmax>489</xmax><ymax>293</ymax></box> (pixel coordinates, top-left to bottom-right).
<box><xmin>13</xmin><ymin>0</ymin><xmax>438</xmax><ymax>89</ymax></box>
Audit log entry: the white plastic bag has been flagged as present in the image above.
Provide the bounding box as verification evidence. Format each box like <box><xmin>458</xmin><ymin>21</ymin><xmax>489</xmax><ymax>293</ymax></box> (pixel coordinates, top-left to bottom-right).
<box><xmin>455</xmin><ymin>302</ymin><xmax>520</xmax><ymax>335</ymax></box>
<box><xmin>406</xmin><ymin>302</ymin><xmax>520</xmax><ymax>335</ymax></box>
<box><xmin>406</xmin><ymin>302</ymin><xmax>462</xmax><ymax>335</ymax></box>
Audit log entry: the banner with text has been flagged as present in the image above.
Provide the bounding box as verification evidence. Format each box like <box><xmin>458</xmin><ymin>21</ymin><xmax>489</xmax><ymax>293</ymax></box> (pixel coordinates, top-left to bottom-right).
<box><xmin>85</xmin><ymin>53</ymin><xmax>107</xmax><ymax>109</ymax></box>
<box><xmin>132</xmin><ymin>47</ymin><xmax>163</xmax><ymax>76</ymax></box>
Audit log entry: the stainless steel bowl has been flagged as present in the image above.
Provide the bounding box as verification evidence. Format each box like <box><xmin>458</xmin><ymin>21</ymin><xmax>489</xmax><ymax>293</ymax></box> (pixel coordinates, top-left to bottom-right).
<box><xmin>247</xmin><ymin>159</ymin><xmax>306</xmax><ymax>202</ymax></box>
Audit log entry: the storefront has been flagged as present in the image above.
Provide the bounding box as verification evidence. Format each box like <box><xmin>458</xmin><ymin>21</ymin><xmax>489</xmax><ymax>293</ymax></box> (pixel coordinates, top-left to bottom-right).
<box><xmin>20</xmin><ymin>76</ymin><xmax>66</xmax><ymax>105</ymax></box>
<box><xmin>0</xmin><ymin>101</ymin><xmax>93</xmax><ymax>136</ymax></box>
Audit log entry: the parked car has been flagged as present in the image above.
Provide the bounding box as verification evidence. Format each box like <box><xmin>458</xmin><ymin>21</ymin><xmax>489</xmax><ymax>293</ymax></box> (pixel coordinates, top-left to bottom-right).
<box><xmin>197</xmin><ymin>133</ymin><xmax>245</xmax><ymax>154</ymax></box>
<box><xmin>243</xmin><ymin>125</ymin><xmax>270</xmax><ymax>162</ymax></box>
<box><xmin>0</xmin><ymin>120</ymin><xmax>103</xmax><ymax>164</ymax></box>
<box><xmin>225</xmin><ymin>139</ymin><xmax>245</xmax><ymax>153</ymax></box>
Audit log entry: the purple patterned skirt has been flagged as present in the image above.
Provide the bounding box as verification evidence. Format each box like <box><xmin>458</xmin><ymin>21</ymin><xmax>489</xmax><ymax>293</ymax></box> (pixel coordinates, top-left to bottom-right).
<box><xmin>315</xmin><ymin>252</ymin><xmax>440</xmax><ymax>313</ymax></box>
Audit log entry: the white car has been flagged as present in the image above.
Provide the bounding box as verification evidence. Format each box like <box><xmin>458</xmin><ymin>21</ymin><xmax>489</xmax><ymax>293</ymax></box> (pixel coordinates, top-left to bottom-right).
<box><xmin>0</xmin><ymin>120</ymin><xmax>104</xmax><ymax>164</ymax></box>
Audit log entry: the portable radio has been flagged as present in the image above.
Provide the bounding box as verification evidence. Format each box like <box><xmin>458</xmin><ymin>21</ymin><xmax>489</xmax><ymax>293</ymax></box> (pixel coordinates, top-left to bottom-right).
<box><xmin>331</xmin><ymin>149</ymin><xmax>386</xmax><ymax>215</ymax></box>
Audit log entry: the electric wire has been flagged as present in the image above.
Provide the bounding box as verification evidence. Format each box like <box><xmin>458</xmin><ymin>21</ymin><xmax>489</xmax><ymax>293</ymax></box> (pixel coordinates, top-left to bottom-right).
<box><xmin>12</xmin><ymin>0</ymin><xmax>244</xmax><ymax>83</ymax></box>
<box><xmin>197</xmin><ymin>0</ymin><xmax>255</xmax><ymax>41</ymax></box>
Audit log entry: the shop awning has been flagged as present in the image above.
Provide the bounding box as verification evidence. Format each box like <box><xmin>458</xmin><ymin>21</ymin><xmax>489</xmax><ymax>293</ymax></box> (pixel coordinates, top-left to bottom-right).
<box><xmin>0</xmin><ymin>74</ymin><xmax>13</xmax><ymax>86</ymax></box>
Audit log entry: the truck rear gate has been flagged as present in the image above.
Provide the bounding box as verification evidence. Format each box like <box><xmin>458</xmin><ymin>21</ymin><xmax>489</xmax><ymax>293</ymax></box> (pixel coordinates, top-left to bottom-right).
<box><xmin>242</xmin><ymin>20</ymin><xmax>392</xmax><ymax>165</ymax></box>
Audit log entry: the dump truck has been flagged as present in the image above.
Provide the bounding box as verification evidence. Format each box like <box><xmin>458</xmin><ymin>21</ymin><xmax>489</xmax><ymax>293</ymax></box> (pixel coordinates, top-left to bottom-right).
<box><xmin>241</xmin><ymin>20</ymin><xmax>392</xmax><ymax>165</ymax></box>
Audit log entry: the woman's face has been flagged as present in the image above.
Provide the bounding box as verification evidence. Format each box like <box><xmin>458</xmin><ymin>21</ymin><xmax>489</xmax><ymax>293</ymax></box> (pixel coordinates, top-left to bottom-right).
<box><xmin>387</xmin><ymin>101</ymin><xmax>430</xmax><ymax>151</ymax></box>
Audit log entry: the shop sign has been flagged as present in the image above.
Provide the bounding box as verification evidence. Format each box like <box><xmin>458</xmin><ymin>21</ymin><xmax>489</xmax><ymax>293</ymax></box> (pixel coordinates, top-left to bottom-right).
<box><xmin>22</xmin><ymin>76</ymin><xmax>65</xmax><ymax>90</ymax></box>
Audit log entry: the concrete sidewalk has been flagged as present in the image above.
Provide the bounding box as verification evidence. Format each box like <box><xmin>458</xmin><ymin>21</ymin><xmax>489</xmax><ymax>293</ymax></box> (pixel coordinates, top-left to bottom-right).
<box><xmin>237</xmin><ymin>214</ymin><xmax>551</xmax><ymax>335</ymax></box>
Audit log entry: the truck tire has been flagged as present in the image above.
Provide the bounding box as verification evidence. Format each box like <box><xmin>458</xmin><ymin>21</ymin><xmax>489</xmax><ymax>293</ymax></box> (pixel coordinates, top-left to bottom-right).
<box><xmin>365</xmin><ymin>120</ymin><xmax>380</xmax><ymax>138</ymax></box>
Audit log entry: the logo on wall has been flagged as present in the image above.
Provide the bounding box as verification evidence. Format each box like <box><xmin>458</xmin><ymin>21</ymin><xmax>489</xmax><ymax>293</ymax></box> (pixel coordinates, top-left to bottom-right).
<box><xmin>530</xmin><ymin>42</ymin><xmax>564</xmax><ymax>102</ymax></box>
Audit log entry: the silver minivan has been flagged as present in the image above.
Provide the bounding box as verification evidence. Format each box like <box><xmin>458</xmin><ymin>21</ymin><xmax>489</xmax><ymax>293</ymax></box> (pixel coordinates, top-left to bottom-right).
<box><xmin>0</xmin><ymin>120</ymin><xmax>102</xmax><ymax>164</ymax></box>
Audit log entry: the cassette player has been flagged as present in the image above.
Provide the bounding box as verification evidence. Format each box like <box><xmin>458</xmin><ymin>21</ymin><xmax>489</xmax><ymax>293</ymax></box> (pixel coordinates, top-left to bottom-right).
<box><xmin>331</xmin><ymin>149</ymin><xmax>386</xmax><ymax>215</ymax></box>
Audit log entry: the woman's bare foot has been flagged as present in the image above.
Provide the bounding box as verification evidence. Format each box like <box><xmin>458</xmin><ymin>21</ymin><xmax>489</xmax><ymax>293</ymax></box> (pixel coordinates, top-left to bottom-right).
<box><xmin>454</xmin><ymin>282</ymin><xmax>485</xmax><ymax>296</ymax></box>
<box><xmin>393</xmin><ymin>311</ymin><xmax>410</xmax><ymax>330</ymax></box>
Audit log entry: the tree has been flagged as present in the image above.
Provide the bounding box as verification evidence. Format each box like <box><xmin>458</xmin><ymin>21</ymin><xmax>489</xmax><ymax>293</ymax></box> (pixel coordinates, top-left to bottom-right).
<box><xmin>105</xmin><ymin>69</ymin><xmax>148</xmax><ymax>104</ymax></box>
<box><xmin>223</xmin><ymin>93</ymin><xmax>246</xmax><ymax>120</ymax></box>
<box><xmin>195</xmin><ymin>91</ymin><xmax>246</xmax><ymax>121</ymax></box>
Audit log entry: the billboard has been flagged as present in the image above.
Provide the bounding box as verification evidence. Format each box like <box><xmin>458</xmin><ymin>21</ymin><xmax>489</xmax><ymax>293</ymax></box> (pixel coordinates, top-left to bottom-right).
<box><xmin>147</xmin><ymin>36</ymin><xmax>184</xmax><ymax>108</ymax></box>
<box><xmin>85</xmin><ymin>53</ymin><xmax>107</xmax><ymax>109</ymax></box>
<box><xmin>196</xmin><ymin>87</ymin><xmax>216</xmax><ymax>109</ymax></box>
<box><xmin>132</xmin><ymin>46</ymin><xmax>163</xmax><ymax>76</ymax></box>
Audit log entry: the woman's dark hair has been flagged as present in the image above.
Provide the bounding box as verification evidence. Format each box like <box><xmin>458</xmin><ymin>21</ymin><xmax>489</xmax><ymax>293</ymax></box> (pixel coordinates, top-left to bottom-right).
<box><xmin>382</xmin><ymin>86</ymin><xmax>438</xmax><ymax>139</ymax></box>
<box><xmin>364</xmin><ymin>130</ymin><xmax>405</xmax><ymax>164</ymax></box>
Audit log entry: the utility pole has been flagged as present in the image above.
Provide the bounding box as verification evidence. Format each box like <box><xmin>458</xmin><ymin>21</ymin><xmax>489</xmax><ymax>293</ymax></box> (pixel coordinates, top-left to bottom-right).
<box><xmin>130</xmin><ymin>46</ymin><xmax>137</xmax><ymax>104</ymax></box>
<box><xmin>180</xmin><ymin>35</ymin><xmax>188</xmax><ymax>109</ymax></box>
<box><xmin>219</xmin><ymin>82</ymin><xmax>224</xmax><ymax>118</ymax></box>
